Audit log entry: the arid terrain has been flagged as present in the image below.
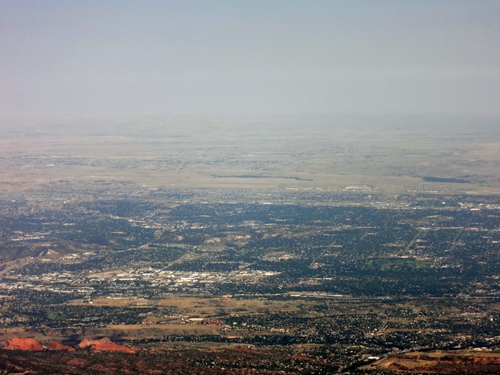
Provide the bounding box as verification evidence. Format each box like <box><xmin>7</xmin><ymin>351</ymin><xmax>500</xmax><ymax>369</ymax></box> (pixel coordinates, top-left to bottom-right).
<box><xmin>2</xmin><ymin>117</ymin><xmax>500</xmax><ymax>194</ymax></box>
<box><xmin>365</xmin><ymin>350</ymin><xmax>500</xmax><ymax>374</ymax></box>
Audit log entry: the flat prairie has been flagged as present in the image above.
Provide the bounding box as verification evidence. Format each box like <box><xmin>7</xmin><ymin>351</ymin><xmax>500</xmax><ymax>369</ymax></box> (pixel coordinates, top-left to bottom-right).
<box><xmin>2</xmin><ymin>116</ymin><xmax>500</xmax><ymax>194</ymax></box>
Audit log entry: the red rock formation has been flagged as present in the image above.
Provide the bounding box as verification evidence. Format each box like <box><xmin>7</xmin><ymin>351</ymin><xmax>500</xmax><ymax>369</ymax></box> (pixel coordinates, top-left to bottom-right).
<box><xmin>78</xmin><ymin>337</ymin><xmax>135</xmax><ymax>353</ymax></box>
<box><xmin>67</xmin><ymin>358</ymin><xmax>90</xmax><ymax>367</ymax></box>
<box><xmin>5</xmin><ymin>338</ymin><xmax>43</xmax><ymax>351</ymax></box>
<box><xmin>48</xmin><ymin>340</ymin><xmax>75</xmax><ymax>351</ymax></box>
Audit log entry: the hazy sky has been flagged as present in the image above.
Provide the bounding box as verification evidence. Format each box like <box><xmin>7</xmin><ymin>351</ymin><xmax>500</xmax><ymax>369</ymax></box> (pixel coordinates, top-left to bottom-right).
<box><xmin>1</xmin><ymin>0</ymin><xmax>500</xmax><ymax>123</ymax></box>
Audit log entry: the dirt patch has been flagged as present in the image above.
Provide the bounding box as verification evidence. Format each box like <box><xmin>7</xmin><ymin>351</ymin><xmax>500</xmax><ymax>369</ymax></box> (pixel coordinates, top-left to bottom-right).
<box><xmin>365</xmin><ymin>350</ymin><xmax>500</xmax><ymax>374</ymax></box>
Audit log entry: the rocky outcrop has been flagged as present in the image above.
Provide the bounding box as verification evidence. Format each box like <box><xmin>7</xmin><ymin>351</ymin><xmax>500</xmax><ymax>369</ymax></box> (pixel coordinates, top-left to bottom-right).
<box><xmin>78</xmin><ymin>337</ymin><xmax>135</xmax><ymax>353</ymax></box>
<box><xmin>5</xmin><ymin>338</ymin><xmax>44</xmax><ymax>351</ymax></box>
<box><xmin>48</xmin><ymin>340</ymin><xmax>75</xmax><ymax>351</ymax></box>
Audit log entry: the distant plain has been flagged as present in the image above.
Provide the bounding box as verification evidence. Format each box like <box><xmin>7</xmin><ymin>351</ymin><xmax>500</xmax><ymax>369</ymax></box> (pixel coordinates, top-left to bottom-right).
<box><xmin>2</xmin><ymin>116</ymin><xmax>500</xmax><ymax>195</ymax></box>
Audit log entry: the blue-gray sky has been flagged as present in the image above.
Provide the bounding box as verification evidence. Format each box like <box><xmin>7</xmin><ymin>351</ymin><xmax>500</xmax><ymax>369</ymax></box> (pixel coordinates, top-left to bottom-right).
<box><xmin>1</xmin><ymin>0</ymin><xmax>500</xmax><ymax>123</ymax></box>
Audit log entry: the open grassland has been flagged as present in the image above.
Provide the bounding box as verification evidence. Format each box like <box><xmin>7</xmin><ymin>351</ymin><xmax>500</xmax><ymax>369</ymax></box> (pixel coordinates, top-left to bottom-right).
<box><xmin>157</xmin><ymin>297</ymin><xmax>304</xmax><ymax>316</ymax></box>
<box><xmin>75</xmin><ymin>297</ymin><xmax>306</xmax><ymax>316</ymax></box>
<box><xmin>2</xmin><ymin>118</ymin><xmax>500</xmax><ymax>194</ymax></box>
